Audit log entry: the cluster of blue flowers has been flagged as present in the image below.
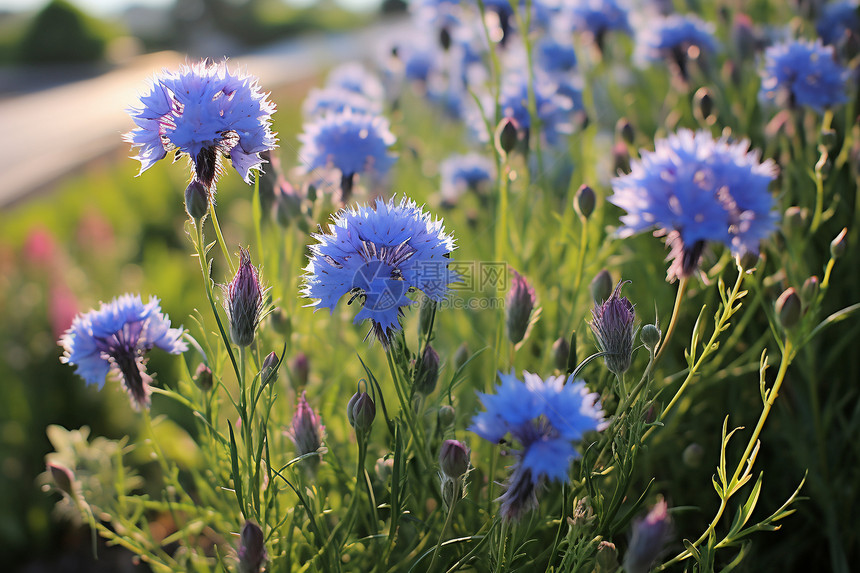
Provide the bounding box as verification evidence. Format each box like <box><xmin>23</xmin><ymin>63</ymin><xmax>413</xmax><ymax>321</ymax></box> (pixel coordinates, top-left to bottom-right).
<box><xmin>469</xmin><ymin>371</ymin><xmax>605</xmax><ymax>521</ymax></box>
<box><xmin>760</xmin><ymin>39</ymin><xmax>849</xmax><ymax>112</ymax></box>
<box><xmin>302</xmin><ymin>197</ymin><xmax>458</xmax><ymax>346</ymax></box>
<box><xmin>609</xmin><ymin>129</ymin><xmax>778</xmax><ymax>280</ymax></box>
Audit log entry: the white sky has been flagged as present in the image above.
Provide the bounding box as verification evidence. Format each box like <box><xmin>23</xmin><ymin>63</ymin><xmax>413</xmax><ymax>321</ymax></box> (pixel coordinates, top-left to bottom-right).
<box><xmin>1</xmin><ymin>0</ymin><xmax>381</xmax><ymax>16</ymax></box>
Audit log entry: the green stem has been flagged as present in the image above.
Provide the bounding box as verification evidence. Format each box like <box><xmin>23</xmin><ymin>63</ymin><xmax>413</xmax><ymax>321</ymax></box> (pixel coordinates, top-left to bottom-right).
<box><xmin>428</xmin><ymin>494</ymin><xmax>459</xmax><ymax>573</ymax></box>
<box><xmin>209</xmin><ymin>203</ymin><xmax>236</xmax><ymax>275</ymax></box>
<box><xmin>385</xmin><ymin>350</ymin><xmax>432</xmax><ymax>471</ymax></box>
<box><xmin>654</xmin><ymin>276</ymin><xmax>689</xmax><ymax>365</ymax></box>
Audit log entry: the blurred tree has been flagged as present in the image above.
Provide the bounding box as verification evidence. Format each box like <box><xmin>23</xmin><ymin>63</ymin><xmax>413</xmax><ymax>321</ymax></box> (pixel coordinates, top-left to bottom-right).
<box><xmin>16</xmin><ymin>0</ymin><xmax>112</xmax><ymax>64</ymax></box>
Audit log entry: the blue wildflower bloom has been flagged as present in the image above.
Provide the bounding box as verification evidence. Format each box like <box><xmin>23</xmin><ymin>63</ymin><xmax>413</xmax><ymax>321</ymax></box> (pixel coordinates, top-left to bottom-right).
<box><xmin>499</xmin><ymin>73</ymin><xmax>575</xmax><ymax>145</ymax></box>
<box><xmin>609</xmin><ymin>129</ymin><xmax>778</xmax><ymax>280</ymax></box>
<box><xmin>59</xmin><ymin>294</ymin><xmax>187</xmax><ymax>410</ymax></box>
<box><xmin>439</xmin><ymin>152</ymin><xmax>495</xmax><ymax>205</ymax></box>
<box><xmin>302</xmin><ymin>196</ymin><xmax>457</xmax><ymax>346</ymax></box>
<box><xmin>124</xmin><ymin>60</ymin><xmax>277</xmax><ymax>189</ymax></box>
<box><xmin>536</xmin><ymin>35</ymin><xmax>578</xmax><ymax>74</ymax></box>
<box><xmin>326</xmin><ymin>62</ymin><xmax>385</xmax><ymax>105</ymax></box>
<box><xmin>469</xmin><ymin>371</ymin><xmax>605</xmax><ymax>521</ymax></box>
<box><xmin>639</xmin><ymin>14</ymin><xmax>718</xmax><ymax>78</ymax></box>
<box><xmin>760</xmin><ymin>39</ymin><xmax>849</xmax><ymax>112</ymax></box>
<box><xmin>302</xmin><ymin>86</ymin><xmax>382</xmax><ymax>119</ymax></box>
<box><xmin>817</xmin><ymin>1</ymin><xmax>860</xmax><ymax>45</ymax></box>
<box><xmin>572</xmin><ymin>0</ymin><xmax>633</xmax><ymax>39</ymax></box>
<box><xmin>298</xmin><ymin>109</ymin><xmax>397</xmax><ymax>200</ymax></box>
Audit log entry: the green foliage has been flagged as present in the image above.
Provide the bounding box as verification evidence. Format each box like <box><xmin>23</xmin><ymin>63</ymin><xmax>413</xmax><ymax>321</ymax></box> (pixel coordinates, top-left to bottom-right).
<box><xmin>16</xmin><ymin>0</ymin><xmax>115</xmax><ymax>64</ymax></box>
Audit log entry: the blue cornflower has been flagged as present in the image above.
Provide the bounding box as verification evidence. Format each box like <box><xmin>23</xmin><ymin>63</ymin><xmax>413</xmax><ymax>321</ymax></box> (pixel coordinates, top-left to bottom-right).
<box><xmin>439</xmin><ymin>152</ymin><xmax>496</xmax><ymax>205</ymax></box>
<box><xmin>609</xmin><ymin>129</ymin><xmax>778</xmax><ymax>281</ymax></box>
<box><xmin>817</xmin><ymin>1</ymin><xmax>860</xmax><ymax>46</ymax></box>
<box><xmin>469</xmin><ymin>371</ymin><xmax>605</xmax><ymax>521</ymax></box>
<box><xmin>302</xmin><ymin>86</ymin><xmax>382</xmax><ymax>119</ymax></box>
<box><xmin>326</xmin><ymin>63</ymin><xmax>385</xmax><ymax>105</ymax></box>
<box><xmin>298</xmin><ymin>109</ymin><xmax>397</xmax><ymax>200</ymax></box>
<box><xmin>639</xmin><ymin>14</ymin><xmax>718</xmax><ymax>78</ymax></box>
<box><xmin>760</xmin><ymin>39</ymin><xmax>849</xmax><ymax>112</ymax></box>
<box><xmin>499</xmin><ymin>73</ymin><xmax>575</xmax><ymax>145</ymax></box>
<box><xmin>59</xmin><ymin>294</ymin><xmax>187</xmax><ymax>410</ymax></box>
<box><xmin>302</xmin><ymin>196</ymin><xmax>457</xmax><ymax>346</ymax></box>
<box><xmin>536</xmin><ymin>35</ymin><xmax>578</xmax><ymax>74</ymax></box>
<box><xmin>124</xmin><ymin>60</ymin><xmax>277</xmax><ymax>189</ymax></box>
<box><xmin>571</xmin><ymin>0</ymin><xmax>633</xmax><ymax>39</ymax></box>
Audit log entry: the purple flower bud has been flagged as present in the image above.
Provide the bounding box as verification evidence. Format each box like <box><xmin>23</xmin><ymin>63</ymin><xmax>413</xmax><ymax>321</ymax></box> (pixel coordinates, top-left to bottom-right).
<box><xmin>453</xmin><ymin>342</ymin><xmax>470</xmax><ymax>370</ymax></box>
<box><xmin>224</xmin><ymin>248</ymin><xmax>264</xmax><ymax>347</ymax></box>
<box><xmin>185</xmin><ymin>179</ymin><xmax>209</xmax><ymax>220</ymax></box>
<box><xmin>238</xmin><ymin>520</ymin><xmax>267</xmax><ymax>573</ymax></box>
<box><xmin>193</xmin><ymin>362</ymin><xmax>213</xmax><ymax>391</ymax></box>
<box><xmin>574</xmin><ymin>184</ymin><xmax>596</xmax><ymax>219</ymax></box>
<box><xmin>495</xmin><ymin>117</ymin><xmax>519</xmax><ymax>156</ymax></box>
<box><xmin>348</xmin><ymin>391</ymin><xmax>376</xmax><ymax>433</ymax></box>
<box><xmin>291</xmin><ymin>353</ymin><xmax>309</xmax><ymax>387</ymax></box>
<box><xmin>47</xmin><ymin>462</ymin><xmax>74</xmax><ymax>497</ymax></box>
<box><xmin>414</xmin><ymin>344</ymin><xmax>440</xmax><ymax>395</ymax></box>
<box><xmin>776</xmin><ymin>287</ymin><xmax>802</xmax><ymax>329</ymax></box>
<box><xmin>260</xmin><ymin>351</ymin><xmax>278</xmax><ymax>387</ymax></box>
<box><xmin>552</xmin><ymin>337</ymin><xmax>570</xmax><ymax>372</ymax></box>
<box><xmin>287</xmin><ymin>391</ymin><xmax>324</xmax><ymax>459</ymax></box>
<box><xmin>506</xmin><ymin>269</ymin><xmax>537</xmax><ymax>346</ymax></box>
<box><xmin>438</xmin><ymin>404</ymin><xmax>456</xmax><ymax>428</ymax></box>
<box><xmin>623</xmin><ymin>499</ymin><xmax>672</xmax><ymax>573</ymax></box>
<box><xmin>439</xmin><ymin>439</ymin><xmax>470</xmax><ymax>479</ymax></box>
<box><xmin>613</xmin><ymin>141</ymin><xmax>631</xmax><ymax>174</ymax></box>
<box><xmin>801</xmin><ymin>276</ymin><xmax>820</xmax><ymax>305</ymax></box>
<box><xmin>616</xmin><ymin>118</ymin><xmax>635</xmax><ymax>145</ymax></box>
<box><xmin>589</xmin><ymin>281</ymin><xmax>635</xmax><ymax>375</ymax></box>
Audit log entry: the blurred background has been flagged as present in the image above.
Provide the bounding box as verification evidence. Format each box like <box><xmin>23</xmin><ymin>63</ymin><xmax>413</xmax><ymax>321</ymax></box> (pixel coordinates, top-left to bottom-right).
<box><xmin>0</xmin><ymin>1</ymin><xmax>403</xmax><ymax>570</ymax></box>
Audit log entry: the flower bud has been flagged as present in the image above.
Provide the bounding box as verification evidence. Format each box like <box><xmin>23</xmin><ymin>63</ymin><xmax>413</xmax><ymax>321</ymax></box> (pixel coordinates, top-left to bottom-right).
<box><xmin>224</xmin><ymin>248</ymin><xmax>264</xmax><ymax>347</ymax></box>
<box><xmin>783</xmin><ymin>206</ymin><xmax>807</xmax><ymax>236</ymax></box>
<box><xmin>439</xmin><ymin>439</ymin><xmax>470</xmax><ymax>479</ymax></box>
<box><xmin>682</xmin><ymin>443</ymin><xmax>704</xmax><ymax>468</ymax></box>
<box><xmin>801</xmin><ymin>276</ymin><xmax>820</xmax><ymax>305</ymax></box>
<box><xmin>613</xmin><ymin>141</ymin><xmax>631</xmax><ymax>174</ymax></box>
<box><xmin>47</xmin><ymin>462</ymin><xmax>74</xmax><ymax>497</ymax></box>
<box><xmin>454</xmin><ymin>342</ymin><xmax>470</xmax><ymax>370</ymax></box>
<box><xmin>552</xmin><ymin>337</ymin><xmax>569</xmax><ymax>371</ymax></box>
<box><xmin>776</xmin><ymin>287</ymin><xmax>802</xmax><ymax>329</ymax></box>
<box><xmin>375</xmin><ymin>457</ymin><xmax>394</xmax><ymax>482</ymax></box>
<box><xmin>185</xmin><ymin>179</ymin><xmax>210</xmax><ymax>220</ymax></box>
<box><xmin>348</xmin><ymin>391</ymin><xmax>376</xmax><ymax>433</ymax></box>
<box><xmin>831</xmin><ymin>227</ymin><xmax>848</xmax><ymax>259</ymax></box>
<box><xmin>260</xmin><ymin>351</ymin><xmax>278</xmax><ymax>387</ymax></box>
<box><xmin>595</xmin><ymin>541</ymin><xmax>619</xmax><ymax>573</ymax></box>
<box><xmin>589</xmin><ymin>281</ymin><xmax>635</xmax><ymax>376</ymax></box>
<box><xmin>693</xmin><ymin>87</ymin><xmax>716</xmax><ymax>124</ymax></box>
<box><xmin>574</xmin><ymin>184</ymin><xmax>596</xmax><ymax>219</ymax></box>
<box><xmin>306</xmin><ymin>183</ymin><xmax>318</xmax><ymax>203</ymax></box>
<box><xmin>269</xmin><ymin>307</ymin><xmax>291</xmax><ymax>337</ymax></box>
<box><xmin>238</xmin><ymin>520</ymin><xmax>267</xmax><ymax>573</ymax></box>
<box><xmin>414</xmin><ymin>345</ymin><xmax>440</xmax><ymax>395</ymax></box>
<box><xmin>495</xmin><ymin>117</ymin><xmax>519</xmax><ymax>156</ymax></box>
<box><xmin>287</xmin><ymin>391</ymin><xmax>324</xmax><ymax>462</ymax></box>
<box><xmin>291</xmin><ymin>353</ymin><xmax>309</xmax><ymax>387</ymax></box>
<box><xmin>640</xmin><ymin>324</ymin><xmax>661</xmax><ymax>352</ymax></box>
<box><xmin>505</xmin><ymin>269</ymin><xmax>537</xmax><ymax>346</ymax></box>
<box><xmin>193</xmin><ymin>362</ymin><xmax>213</xmax><ymax>391</ymax></box>
<box><xmin>590</xmin><ymin>269</ymin><xmax>613</xmax><ymax>304</ymax></box>
<box><xmin>616</xmin><ymin>117</ymin><xmax>635</xmax><ymax>145</ymax></box>
<box><xmin>623</xmin><ymin>499</ymin><xmax>672</xmax><ymax>573</ymax></box>
<box><xmin>437</xmin><ymin>404</ymin><xmax>456</xmax><ymax>428</ymax></box>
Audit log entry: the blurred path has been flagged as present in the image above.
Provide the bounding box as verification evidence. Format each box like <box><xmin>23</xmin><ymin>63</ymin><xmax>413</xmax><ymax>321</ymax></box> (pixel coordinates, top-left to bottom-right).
<box><xmin>0</xmin><ymin>18</ymin><xmax>404</xmax><ymax>208</ymax></box>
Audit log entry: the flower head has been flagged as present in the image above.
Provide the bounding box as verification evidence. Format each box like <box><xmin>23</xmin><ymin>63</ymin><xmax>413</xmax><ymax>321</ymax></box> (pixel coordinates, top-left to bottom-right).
<box><xmin>124</xmin><ymin>60</ymin><xmax>277</xmax><ymax>189</ymax></box>
<box><xmin>302</xmin><ymin>86</ymin><xmax>382</xmax><ymax>119</ymax></box>
<box><xmin>439</xmin><ymin>152</ymin><xmax>495</xmax><ymax>205</ymax></box>
<box><xmin>571</xmin><ymin>0</ymin><xmax>633</xmax><ymax>39</ymax></box>
<box><xmin>326</xmin><ymin>62</ymin><xmax>385</xmax><ymax>104</ymax></box>
<box><xmin>623</xmin><ymin>499</ymin><xmax>673</xmax><ymax>573</ymax></box>
<box><xmin>287</xmin><ymin>391</ymin><xmax>325</xmax><ymax>461</ymax></box>
<box><xmin>760</xmin><ymin>39</ymin><xmax>849</xmax><ymax>112</ymax></box>
<box><xmin>224</xmin><ymin>248</ymin><xmax>265</xmax><ymax>347</ymax></box>
<box><xmin>609</xmin><ymin>129</ymin><xmax>778</xmax><ymax>280</ymax></box>
<box><xmin>639</xmin><ymin>14</ymin><xmax>718</xmax><ymax>78</ymax></box>
<box><xmin>302</xmin><ymin>197</ymin><xmax>457</xmax><ymax>346</ymax></box>
<box><xmin>469</xmin><ymin>371</ymin><xmax>605</xmax><ymax>520</ymax></box>
<box><xmin>589</xmin><ymin>281</ymin><xmax>635</xmax><ymax>375</ymax></box>
<box><xmin>298</xmin><ymin>109</ymin><xmax>397</xmax><ymax>184</ymax></box>
<box><xmin>59</xmin><ymin>294</ymin><xmax>187</xmax><ymax>410</ymax></box>
<box><xmin>536</xmin><ymin>35</ymin><xmax>578</xmax><ymax>74</ymax></box>
<box><xmin>499</xmin><ymin>73</ymin><xmax>575</xmax><ymax>145</ymax></box>
<box><xmin>817</xmin><ymin>1</ymin><xmax>860</xmax><ymax>46</ymax></box>
<box><xmin>238</xmin><ymin>520</ymin><xmax>267</xmax><ymax>573</ymax></box>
